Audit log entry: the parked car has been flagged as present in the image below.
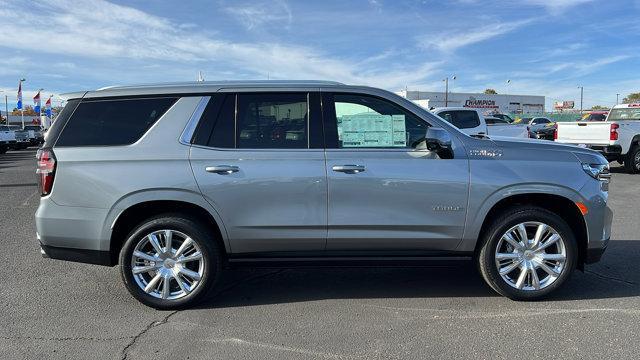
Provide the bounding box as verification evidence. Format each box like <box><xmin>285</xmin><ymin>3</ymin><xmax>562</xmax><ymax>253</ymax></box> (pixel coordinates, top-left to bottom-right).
<box><xmin>490</xmin><ymin>113</ymin><xmax>515</xmax><ymax>123</ymax></box>
<box><xmin>8</xmin><ymin>125</ymin><xmax>31</xmax><ymax>149</ymax></box>
<box><xmin>0</xmin><ymin>125</ymin><xmax>17</xmax><ymax>153</ymax></box>
<box><xmin>581</xmin><ymin>111</ymin><xmax>608</xmax><ymax>122</ymax></box>
<box><xmin>484</xmin><ymin>116</ymin><xmax>510</xmax><ymax>125</ymax></box>
<box><xmin>533</xmin><ymin>123</ymin><xmax>557</xmax><ymax>141</ymax></box>
<box><xmin>37</xmin><ymin>81</ymin><xmax>612</xmax><ymax>309</ymax></box>
<box><xmin>23</xmin><ymin>125</ymin><xmax>45</xmax><ymax>145</ymax></box>
<box><xmin>432</xmin><ymin>107</ymin><xmax>529</xmax><ymax>138</ymax></box>
<box><xmin>555</xmin><ymin>103</ymin><xmax>640</xmax><ymax>173</ymax></box>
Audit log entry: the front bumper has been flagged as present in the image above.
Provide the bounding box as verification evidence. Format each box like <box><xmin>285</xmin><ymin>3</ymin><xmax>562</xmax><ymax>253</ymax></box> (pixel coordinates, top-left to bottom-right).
<box><xmin>585</xmin><ymin>240</ymin><xmax>609</xmax><ymax>264</ymax></box>
<box><xmin>586</xmin><ymin>145</ymin><xmax>622</xmax><ymax>161</ymax></box>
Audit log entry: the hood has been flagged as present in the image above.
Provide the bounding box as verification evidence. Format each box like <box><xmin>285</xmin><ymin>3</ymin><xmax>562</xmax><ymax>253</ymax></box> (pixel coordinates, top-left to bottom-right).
<box><xmin>486</xmin><ymin>135</ymin><xmax>607</xmax><ymax>162</ymax></box>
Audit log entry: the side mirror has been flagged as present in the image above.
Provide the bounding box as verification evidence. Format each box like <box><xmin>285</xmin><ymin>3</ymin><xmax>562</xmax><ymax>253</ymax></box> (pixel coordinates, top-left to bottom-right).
<box><xmin>425</xmin><ymin>127</ymin><xmax>452</xmax><ymax>151</ymax></box>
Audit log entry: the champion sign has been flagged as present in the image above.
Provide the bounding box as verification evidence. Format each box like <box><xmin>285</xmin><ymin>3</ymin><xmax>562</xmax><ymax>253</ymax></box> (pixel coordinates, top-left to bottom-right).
<box><xmin>464</xmin><ymin>97</ymin><xmax>498</xmax><ymax>109</ymax></box>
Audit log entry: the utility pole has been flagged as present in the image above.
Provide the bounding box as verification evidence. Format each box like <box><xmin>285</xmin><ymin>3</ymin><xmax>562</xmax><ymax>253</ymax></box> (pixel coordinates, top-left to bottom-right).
<box><xmin>19</xmin><ymin>78</ymin><xmax>26</xmax><ymax>128</ymax></box>
<box><xmin>578</xmin><ymin>86</ymin><xmax>584</xmax><ymax>114</ymax></box>
<box><xmin>444</xmin><ymin>77</ymin><xmax>448</xmax><ymax>107</ymax></box>
<box><xmin>442</xmin><ymin>75</ymin><xmax>456</xmax><ymax>107</ymax></box>
<box><xmin>4</xmin><ymin>95</ymin><xmax>8</xmax><ymax>126</ymax></box>
<box><xmin>616</xmin><ymin>93</ymin><xmax>620</xmax><ymax>105</ymax></box>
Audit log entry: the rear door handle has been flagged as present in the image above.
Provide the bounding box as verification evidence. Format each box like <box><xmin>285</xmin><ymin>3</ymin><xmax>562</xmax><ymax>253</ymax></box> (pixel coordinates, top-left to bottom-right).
<box><xmin>205</xmin><ymin>165</ymin><xmax>239</xmax><ymax>174</ymax></box>
<box><xmin>332</xmin><ymin>164</ymin><xmax>365</xmax><ymax>174</ymax></box>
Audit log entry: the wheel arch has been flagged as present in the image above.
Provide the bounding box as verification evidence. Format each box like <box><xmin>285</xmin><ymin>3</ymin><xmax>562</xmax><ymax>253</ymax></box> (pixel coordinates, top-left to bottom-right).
<box><xmin>104</xmin><ymin>190</ymin><xmax>230</xmax><ymax>266</ymax></box>
<box><xmin>470</xmin><ymin>192</ymin><xmax>588</xmax><ymax>270</ymax></box>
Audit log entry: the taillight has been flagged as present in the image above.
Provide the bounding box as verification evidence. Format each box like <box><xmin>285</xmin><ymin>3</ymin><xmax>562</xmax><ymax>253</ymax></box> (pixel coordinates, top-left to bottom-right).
<box><xmin>36</xmin><ymin>148</ymin><xmax>56</xmax><ymax>196</ymax></box>
<box><xmin>610</xmin><ymin>123</ymin><xmax>619</xmax><ymax>141</ymax></box>
<box><xmin>553</xmin><ymin>124</ymin><xmax>558</xmax><ymax>140</ymax></box>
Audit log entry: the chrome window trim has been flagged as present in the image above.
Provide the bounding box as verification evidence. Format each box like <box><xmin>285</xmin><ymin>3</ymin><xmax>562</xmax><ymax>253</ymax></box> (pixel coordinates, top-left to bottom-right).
<box><xmin>179</xmin><ymin>96</ymin><xmax>211</xmax><ymax>146</ymax></box>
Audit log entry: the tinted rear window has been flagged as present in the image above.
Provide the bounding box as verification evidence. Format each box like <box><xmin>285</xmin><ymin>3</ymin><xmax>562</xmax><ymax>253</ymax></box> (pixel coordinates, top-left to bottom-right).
<box><xmin>43</xmin><ymin>99</ymin><xmax>80</xmax><ymax>148</ymax></box>
<box><xmin>438</xmin><ymin>110</ymin><xmax>481</xmax><ymax>129</ymax></box>
<box><xmin>55</xmin><ymin>97</ymin><xmax>177</xmax><ymax>147</ymax></box>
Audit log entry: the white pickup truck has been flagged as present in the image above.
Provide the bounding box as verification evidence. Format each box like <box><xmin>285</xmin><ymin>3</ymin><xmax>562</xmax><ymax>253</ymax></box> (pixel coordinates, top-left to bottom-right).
<box><xmin>555</xmin><ymin>103</ymin><xmax>640</xmax><ymax>173</ymax></box>
<box><xmin>432</xmin><ymin>107</ymin><xmax>529</xmax><ymax>138</ymax></box>
<box><xmin>0</xmin><ymin>125</ymin><xmax>17</xmax><ymax>154</ymax></box>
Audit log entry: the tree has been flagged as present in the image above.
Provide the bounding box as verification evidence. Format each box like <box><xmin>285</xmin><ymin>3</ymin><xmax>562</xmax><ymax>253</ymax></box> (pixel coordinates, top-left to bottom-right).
<box><xmin>11</xmin><ymin>105</ymin><xmax>38</xmax><ymax>116</ymax></box>
<box><xmin>484</xmin><ymin>88</ymin><xmax>497</xmax><ymax>94</ymax></box>
<box><xmin>591</xmin><ymin>105</ymin><xmax>607</xmax><ymax>110</ymax></box>
<box><xmin>622</xmin><ymin>92</ymin><xmax>640</xmax><ymax>104</ymax></box>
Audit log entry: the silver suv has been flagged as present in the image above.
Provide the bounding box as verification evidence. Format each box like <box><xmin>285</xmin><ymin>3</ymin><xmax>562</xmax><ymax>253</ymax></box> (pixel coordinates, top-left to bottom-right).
<box><xmin>36</xmin><ymin>81</ymin><xmax>613</xmax><ymax>309</ymax></box>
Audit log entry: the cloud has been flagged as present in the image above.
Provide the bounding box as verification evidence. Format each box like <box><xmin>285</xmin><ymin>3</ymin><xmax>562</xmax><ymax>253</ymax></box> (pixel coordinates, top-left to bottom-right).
<box><xmin>0</xmin><ymin>0</ymin><xmax>439</xmax><ymax>90</ymax></box>
<box><xmin>546</xmin><ymin>55</ymin><xmax>631</xmax><ymax>76</ymax></box>
<box><xmin>224</xmin><ymin>0</ymin><xmax>292</xmax><ymax>30</ymax></box>
<box><xmin>521</xmin><ymin>0</ymin><xmax>594</xmax><ymax>15</ymax></box>
<box><xmin>419</xmin><ymin>19</ymin><xmax>535</xmax><ymax>52</ymax></box>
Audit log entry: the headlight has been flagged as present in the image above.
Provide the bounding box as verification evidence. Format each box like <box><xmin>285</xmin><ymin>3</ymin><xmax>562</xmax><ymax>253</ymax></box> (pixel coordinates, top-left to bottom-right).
<box><xmin>582</xmin><ymin>163</ymin><xmax>611</xmax><ymax>181</ymax></box>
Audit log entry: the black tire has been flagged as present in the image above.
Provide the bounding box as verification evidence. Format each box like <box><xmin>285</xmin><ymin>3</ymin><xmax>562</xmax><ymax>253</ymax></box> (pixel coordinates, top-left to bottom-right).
<box><xmin>0</xmin><ymin>146</ymin><xmax>6</xmax><ymax>154</ymax></box>
<box><xmin>477</xmin><ymin>206</ymin><xmax>577</xmax><ymax>300</ymax></box>
<box><xmin>624</xmin><ymin>145</ymin><xmax>640</xmax><ymax>174</ymax></box>
<box><xmin>119</xmin><ymin>214</ymin><xmax>223</xmax><ymax>309</ymax></box>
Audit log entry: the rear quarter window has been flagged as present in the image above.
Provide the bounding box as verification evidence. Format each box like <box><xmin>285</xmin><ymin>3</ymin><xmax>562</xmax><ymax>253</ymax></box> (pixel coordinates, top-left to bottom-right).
<box><xmin>55</xmin><ymin>97</ymin><xmax>177</xmax><ymax>147</ymax></box>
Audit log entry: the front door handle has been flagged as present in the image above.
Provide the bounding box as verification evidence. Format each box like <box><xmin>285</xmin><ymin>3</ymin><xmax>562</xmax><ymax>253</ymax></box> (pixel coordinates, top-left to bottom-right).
<box><xmin>205</xmin><ymin>165</ymin><xmax>239</xmax><ymax>174</ymax></box>
<box><xmin>332</xmin><ymin>164</ymin><xmax>365</xmax><ymax>174</ymax></box>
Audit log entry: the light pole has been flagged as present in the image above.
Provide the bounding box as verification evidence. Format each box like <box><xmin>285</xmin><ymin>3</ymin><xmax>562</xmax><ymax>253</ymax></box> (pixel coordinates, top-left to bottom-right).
<box><xmin>616</xmin><ymin>93</ymin><xmax>620</xmax><ymax>105</ymax></box>
<box><xmin>443</xmin><ymin>75</ymin><xmax>456</xmax><ymax>107</ymax></box>
<box><xmin>577</xmin><ymin>86</ymin><xmax>584</xmax><ymax>114</ymax></box>
<box><xmin>0</xmin><ymin>90</ymin><xmax>4</xmax><ymax>125</ymax></box>
<box><xmin>19</xmin><ymin>78</ymin><xmax>26</xmax><ymax>128</ymax></box>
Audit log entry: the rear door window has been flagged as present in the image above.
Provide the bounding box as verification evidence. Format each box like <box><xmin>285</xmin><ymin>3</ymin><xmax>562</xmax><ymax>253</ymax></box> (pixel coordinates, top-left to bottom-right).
<box><xmin>236</xmin><ymin>93</ymin><xmax>308</xmax><ymax>149</ymax></box>
<box><xmin>55</xmin><ymin>97</ymin><xmax>177</xmax><ymax>147</ymax></box>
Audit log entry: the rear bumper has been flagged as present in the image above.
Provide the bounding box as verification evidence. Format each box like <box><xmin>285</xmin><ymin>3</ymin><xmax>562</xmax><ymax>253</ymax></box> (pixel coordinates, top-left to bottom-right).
<box><xmin>35</xmin><ymin>197</ymin><xmax>112</xmax><ymax>256</ymax></box>
<box><xmin>40</xmin><ymin>243</ymin><xmax>112</xmax><ymax>266</ymax></box>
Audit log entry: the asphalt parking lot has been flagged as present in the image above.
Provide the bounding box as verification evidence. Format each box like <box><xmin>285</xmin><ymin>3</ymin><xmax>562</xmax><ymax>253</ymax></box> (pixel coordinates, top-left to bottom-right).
<box><xmin>1</xmin><ymin>148</ymin><xmax>639</xmax><ymax>360</ymax></box>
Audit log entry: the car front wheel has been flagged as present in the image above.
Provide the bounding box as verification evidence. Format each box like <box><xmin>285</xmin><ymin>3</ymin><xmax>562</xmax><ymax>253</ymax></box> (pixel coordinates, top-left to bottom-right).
<box><xmin>478</xmin><ymin>207</ymin><xmax>577</xmax><ymax>300</ymax></box>
<box><xmin>119</xmin><ymin>214</ymin><xmax>222</xmax><ymax>309</ymax></box>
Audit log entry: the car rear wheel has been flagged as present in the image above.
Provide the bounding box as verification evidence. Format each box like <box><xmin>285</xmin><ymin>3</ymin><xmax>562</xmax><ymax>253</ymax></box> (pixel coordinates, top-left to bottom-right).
<box><xmin>478</xmin><ymin>207</ymin><xmax>577</xmax><ymax>300</ymax></box>
<box><xmin>624</xmin><ymin>145</ymin><xmax>640</xmax><ymax>174</ymax></box>
<box><xmin>119</xmin><ymin>214</ymin><xmax>222</xmax><ymax>309</ymax></box>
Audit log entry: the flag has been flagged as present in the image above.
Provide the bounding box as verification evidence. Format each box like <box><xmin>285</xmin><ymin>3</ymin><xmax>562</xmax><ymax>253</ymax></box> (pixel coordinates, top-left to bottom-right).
<box><xmin>33</xmin><ymin>91</ymin><xmax>41</xmax><ymax>114</ymax></box>
<box><xmin>45</xmin><ymin>96</ymin><xmax>52</xmax><ymax>118</ymax></box>
<box><xmin>17</xmin><ymin>81</ymin><xmax>22</xmax><ymax>109</ymax></box>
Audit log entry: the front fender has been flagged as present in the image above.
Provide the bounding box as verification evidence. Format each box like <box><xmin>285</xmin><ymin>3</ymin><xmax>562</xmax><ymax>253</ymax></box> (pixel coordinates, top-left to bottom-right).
<box><xmin>457</xmin><ymin>183</ymin><xmax>586</xmax><ymax>252</ymax></box>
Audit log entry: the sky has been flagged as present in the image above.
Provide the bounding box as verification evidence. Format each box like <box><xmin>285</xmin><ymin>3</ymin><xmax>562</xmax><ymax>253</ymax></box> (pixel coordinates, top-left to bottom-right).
<box><xmin>0</xmin><ymin>0</ymin><xmax>637</xmax><ymax>110</ymax></box>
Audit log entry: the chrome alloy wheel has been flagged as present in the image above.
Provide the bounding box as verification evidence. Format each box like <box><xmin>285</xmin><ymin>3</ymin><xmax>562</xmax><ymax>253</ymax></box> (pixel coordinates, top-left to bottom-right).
<box><xmin>131</xmin><ymin>229</ymin><xmax>205</xmax><ymax>300</ymax></box>
<box><xmin>634</xmin><ymin>151</ymin><xmax>640</xmax><ymax>171</ymax></box>
<box><xmin>494</xmin><ymin>222</ymin><xmax>567</xmax><ymax>291</ymax></box>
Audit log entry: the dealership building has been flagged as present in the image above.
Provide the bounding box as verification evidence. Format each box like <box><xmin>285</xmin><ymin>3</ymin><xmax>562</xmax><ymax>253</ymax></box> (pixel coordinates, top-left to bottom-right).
<box><xmin>397</xmin><ymin>90</ymin><xmax>545</xmax><ymax>115</ymax></box>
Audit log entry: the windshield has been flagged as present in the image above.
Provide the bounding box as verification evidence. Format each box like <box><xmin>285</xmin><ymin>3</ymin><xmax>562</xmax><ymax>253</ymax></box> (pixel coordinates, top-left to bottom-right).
<box><xmin>608</xmin><ymin>108</ymin><xmax>640</xmax><ymax>121</ymax></box>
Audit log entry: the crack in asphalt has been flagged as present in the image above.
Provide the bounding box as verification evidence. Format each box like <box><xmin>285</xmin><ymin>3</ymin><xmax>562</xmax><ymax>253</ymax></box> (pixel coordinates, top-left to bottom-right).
<box><xmin>0</xmin><ymin>335</ymin><xmax>132</xmax><ymax>342</ymax></box>
<box><xmin>118</xmin><ymin>269</ymin><xmax>285</xmax><ymax>359</ymax></box>
<box><xmin>120</xmin><ymin>310</ymin><xmax>179</xmax><ymax>360</ymax></box>
<box><xmin>585</xmin><ymin>269</ymin><xmax>637</xmax><ymax>286</ymax></box>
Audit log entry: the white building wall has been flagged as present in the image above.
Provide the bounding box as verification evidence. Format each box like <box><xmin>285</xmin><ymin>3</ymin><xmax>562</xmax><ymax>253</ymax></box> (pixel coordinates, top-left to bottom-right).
<box><xmin>397</xmin><ymin>90</ymin><xmax>545</xmax><ymax>115</ymax></box>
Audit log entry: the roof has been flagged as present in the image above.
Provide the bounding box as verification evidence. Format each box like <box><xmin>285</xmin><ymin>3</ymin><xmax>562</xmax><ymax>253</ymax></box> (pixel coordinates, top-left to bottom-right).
<box><xmin>61</xmin><ymin>80</ymin><xmax>347</xmax><ymax>99</ymax></box>
<box><xmin>612</xmin><ymin>103</ymin><xmax>640</xmax><ymax>109</ymax></box>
